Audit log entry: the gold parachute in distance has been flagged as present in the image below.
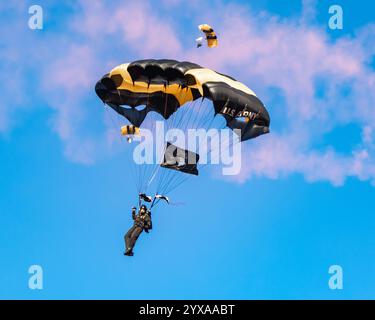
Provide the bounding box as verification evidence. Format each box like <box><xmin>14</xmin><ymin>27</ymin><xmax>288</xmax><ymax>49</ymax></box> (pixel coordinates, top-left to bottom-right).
<box><xmin>121</xmin><ymin>124</ymin><xmax>140</xmax><ymax>143</ymax></box>
<box><xmin>198</xmin><ymin>24</ymin><xmax>218</xmax><ymax>48</ymax></box>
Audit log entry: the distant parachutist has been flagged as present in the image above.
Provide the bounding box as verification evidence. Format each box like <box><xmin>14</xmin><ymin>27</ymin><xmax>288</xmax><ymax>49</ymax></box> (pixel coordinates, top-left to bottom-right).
<box><xmin>121</xmin><ymin>124</ymin><xmax>139</xmax><ymax>143</ymax></box>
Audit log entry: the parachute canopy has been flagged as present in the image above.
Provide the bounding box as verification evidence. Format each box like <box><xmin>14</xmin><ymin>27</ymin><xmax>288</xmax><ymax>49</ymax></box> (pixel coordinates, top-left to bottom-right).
<box><xmin>96</xmin><ymin>59</ymin><xmax>271</xmax><ymax>198</ymax></box>
<box><xmin>121</xmin><ymin>124</ymin><xmax>140</xmax><ymax>136</ymax></box>
<box><xmin>198</xmin><ymin>24</ymin><xmax>218</xmax><ymax>48</ymax></box>
<box><xmin>95</xmin><ymin>59</ymin><xmax>270</xmax><ymax>141</ymax></box>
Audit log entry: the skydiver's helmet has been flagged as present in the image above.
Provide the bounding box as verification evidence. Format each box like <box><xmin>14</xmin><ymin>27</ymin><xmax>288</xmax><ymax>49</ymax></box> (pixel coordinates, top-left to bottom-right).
<box><xmin>140</xmin><ymin>205</ymin><xmax>147</xmax><ymax>213</ymax></box>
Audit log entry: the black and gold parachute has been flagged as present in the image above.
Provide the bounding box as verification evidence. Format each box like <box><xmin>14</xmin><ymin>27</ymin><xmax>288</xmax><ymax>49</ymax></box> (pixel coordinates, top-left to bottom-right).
<box><xmin>95</xmin><ymin>59</ymin><xmax>270</xmax><ymax>141</ymax></box>
<box><xmin>198</xmin><ymin>24</ymin><xmax>218</xmax><ymax>48</ymax></box>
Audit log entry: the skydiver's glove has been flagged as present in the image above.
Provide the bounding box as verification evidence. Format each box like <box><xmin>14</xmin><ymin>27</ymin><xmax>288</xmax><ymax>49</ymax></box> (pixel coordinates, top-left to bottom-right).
<box><xmin>132</xmin><ymin>207</ymin><xmax>136</xmax><ymax>212</ymax></box>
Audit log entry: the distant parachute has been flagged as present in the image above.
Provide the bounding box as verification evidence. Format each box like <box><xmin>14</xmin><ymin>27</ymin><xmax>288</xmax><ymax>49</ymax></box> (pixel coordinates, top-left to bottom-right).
<box><xmin>96</xmin><ymin>59</ymin><xmax>269</xmax><ymax>141</ymax></box>
<box><xmin>197</xmin><ymin>24</ymin><xmax>218</xmax><ymax>48</ymax></box>
<box><xmin>95</xmin><ymin>59</ymin><xmax>270</xmax><ymax>199</ymax></box>
<box><xmin>120</xmin><ymin>124</ymin><xmax>140</xmax><ymax>143</ymax></box>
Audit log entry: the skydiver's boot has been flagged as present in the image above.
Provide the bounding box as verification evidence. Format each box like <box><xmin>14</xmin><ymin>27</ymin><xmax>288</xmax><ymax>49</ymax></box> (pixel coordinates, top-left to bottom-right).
<box><xmin>124</xmin><ymin>248</ymin><xmax>133</xmax><ymax>256</ymax></box>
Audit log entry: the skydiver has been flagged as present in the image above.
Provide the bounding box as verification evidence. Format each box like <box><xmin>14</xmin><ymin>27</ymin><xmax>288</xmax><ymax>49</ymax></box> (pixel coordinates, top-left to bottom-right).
<box><xmin>124</xmin><ymin>205</ymin><xmax>152</xmax><ymax>256</ymax></box>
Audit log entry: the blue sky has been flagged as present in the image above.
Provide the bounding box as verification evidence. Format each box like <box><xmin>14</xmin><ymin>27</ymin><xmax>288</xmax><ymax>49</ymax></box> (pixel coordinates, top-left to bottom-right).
<box><xmin>1</xmin><ymin>0</ymin><xmax>375</xmax><ymax>299</ymax></box>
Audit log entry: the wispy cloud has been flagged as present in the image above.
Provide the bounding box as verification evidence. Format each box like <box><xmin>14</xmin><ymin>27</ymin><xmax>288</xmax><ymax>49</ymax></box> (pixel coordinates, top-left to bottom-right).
<box><xmin>0</xmin><ymin>2</ymin><xmax>30</xmax><ymax>133</ymax></box>
<box><xmin>0</xmin><ymin>1</ymin><xmax>182</xmax><ymax>163</ymax></box>
<box><xmin>1</xmin><ymin>1</ymin><xmax>375</xmax><ymax>185</ymax></box>
<box><xmin>70</xmin><ymin>1</ymin><xmax>182</xmax><ymax>57</ymax></box>
<box><xmin>185</xmin><ymin>1</ymin><xmax>375</xmax><ymax>186</ymax></box>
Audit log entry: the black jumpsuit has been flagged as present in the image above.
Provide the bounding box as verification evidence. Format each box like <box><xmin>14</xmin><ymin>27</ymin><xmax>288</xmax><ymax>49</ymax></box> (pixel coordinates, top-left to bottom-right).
<box><xmin>124</xmin><ymin>208</ymin><xmax>152</xmax><ymax>255</ymax></box>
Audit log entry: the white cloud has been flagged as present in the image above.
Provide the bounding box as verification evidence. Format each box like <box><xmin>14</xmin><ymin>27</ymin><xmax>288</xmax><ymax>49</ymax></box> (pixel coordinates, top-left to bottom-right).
<box><xmin>1</xmin><ymin>1</ymin><xmax>375</xmax><ymax>186</ymax></box>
